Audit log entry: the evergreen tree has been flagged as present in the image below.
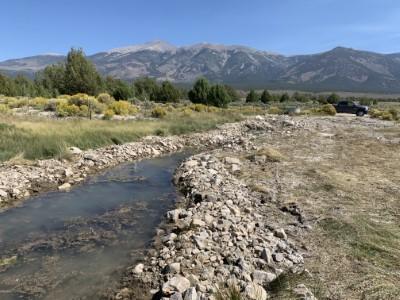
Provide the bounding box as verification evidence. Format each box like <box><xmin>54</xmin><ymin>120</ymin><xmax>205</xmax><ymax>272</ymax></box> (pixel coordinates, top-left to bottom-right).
<box><xmin>37</xmin><ymin>64</ymin><xmax>66</xmax><ymax>96</ymax></box>
<box><xmin>327</xmin><ymin>93</ymin><xmax>340</xmax><ymax>104</ymax></box>
<box><xmin>158</xmin><ymin>81</ymin><xmax>180</xmax><ymax>103</ymax></box>
<box><xmin>246</xmin><ymin>90</ymin><xmax>260</xmax><ymax>103</ymax></box>
<box><xmin>207</xmin><ymin>84</ymin><xmax>230</xmax><ymax>108</ymax></box>
<box><xmin>64</xmin><ymin>48</ymin><xmax>103</xmax><ymax>95</ymax></box>
<box><xmin>134</xmin><ymin>77</ymin><xmax>159</xmax><ymax>101</ymax></box>
<box><xmin>260</xmin><ymin>89</ymin><xmax>272</xmax><ymax>104</ymax></box>
<box><xmin>280</xmin><ymin>93</ymin><xmax>290</xmax><ymax>102</ymax></box>
<box><xmin>0</xmin><ymin>74</ymin><xmax>16</xmax><ymax>96</ymax></box>
<box><xmin>224</xmin><ymin>85</ymin><xmax>240</xmax><ymax>102</ymax></box>
<box><xmin>188</xmin><ymin>77</ymin><xmax>210</xmax><ymax>104</ymax></box>
<box><xmin>112</xmin><ymin>79</ymin><xmax>134</xmax><ymax>100</ymax></box>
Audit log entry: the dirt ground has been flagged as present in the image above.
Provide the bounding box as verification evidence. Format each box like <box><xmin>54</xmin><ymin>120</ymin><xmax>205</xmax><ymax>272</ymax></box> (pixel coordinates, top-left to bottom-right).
<box><xmin>220</xmin><ymin>115</ymin><xmax>400</xmax><ymax>299</ymax></box>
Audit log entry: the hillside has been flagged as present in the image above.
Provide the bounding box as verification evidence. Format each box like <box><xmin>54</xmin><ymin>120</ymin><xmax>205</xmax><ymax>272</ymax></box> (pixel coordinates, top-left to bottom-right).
<box><xmin>1</xmin><ymin>41</ymin><xmax>400</xmax><ymax>93</ymax></box>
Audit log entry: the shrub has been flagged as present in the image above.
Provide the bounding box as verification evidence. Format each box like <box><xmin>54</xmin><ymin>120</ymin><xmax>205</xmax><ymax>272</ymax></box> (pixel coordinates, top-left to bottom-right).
<box><xmin>56</xmin><ymin>102</ymin><xmax>81</xmax><ymax>117</ymax></box>
<box><xmin>0</xmin><ymin>104</ymin><xmax>9</xmax><ymax>114</ymax></box>
<box><xmin>7</xmin><ymin>98</ymin><xmax>28</xmax><ymax>109</ymax></box>
<box><xmin>151</xmin><ymin>106</ymin><xmax>167</xmax><ymax>118</ymax></box>
<box><xmin>267</xmin><ymin>106</ymin><xmax>283</xmax><ymax>115</ymax></box>
<box><xmin>103</xmin><ymin>109</ymin><xmax>115</xmax><ymax>120</ymax></box>
<box><xmin>320</xmin><ymin>104</ymin><xmax>336</xmax><ymax>116</ymax></box>
<box><xmin>190</xmin><ymin>103</ymin><xmax>207</xmax><ymax>112</ymax></box>
<box><xmin>68</xmin><ymin>93</ymin><xmax>105</xmax><ymax>114</ymax></box>
<box><xmin>109</xmin><ymin>101</ymin><xmax>138</xmax><ymax>115</ymax></box>
<box><xmin>31</xmin><ymin>97</ymin><xmax>49</xmax><ymax>110</ymax></box>
<box><xmin>370</xmin><ymin>108</ymin><xmax>398</xmax><ymax>121</ymax></box>
<box><xmin>69</xmin><ymin>93</ymin><xmax>90</xmax><ymax>106</ymax></box>
<box><xmin>97</xmin><ymin>93</ymin><xmax>115</xmax><ymax>105</ymax></box>
<box><xmin>45</xmin><ymin>99</ymin><xmax>65</xmax><ymax>112</ymax></box>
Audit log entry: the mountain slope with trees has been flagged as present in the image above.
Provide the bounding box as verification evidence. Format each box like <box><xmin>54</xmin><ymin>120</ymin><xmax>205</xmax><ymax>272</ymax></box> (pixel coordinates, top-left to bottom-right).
<box><xmin>2</xmin><ymin>41</ymin><xmax>400</xmax><ymax>92</ymax></box>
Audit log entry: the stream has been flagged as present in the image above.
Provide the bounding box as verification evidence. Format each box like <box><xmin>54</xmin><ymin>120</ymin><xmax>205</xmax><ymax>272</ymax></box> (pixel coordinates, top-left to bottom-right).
<box><xmin>0</xmin><ymin>152</ymin><xmax>190</xmax><ymax>299</ymax></box>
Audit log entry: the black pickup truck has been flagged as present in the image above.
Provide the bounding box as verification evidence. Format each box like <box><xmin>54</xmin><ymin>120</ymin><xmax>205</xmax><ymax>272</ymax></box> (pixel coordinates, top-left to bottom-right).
<box><xmin>333</xmin><ymin>101</ymin><xmax>369</xmax><ymax>116</ymax></box>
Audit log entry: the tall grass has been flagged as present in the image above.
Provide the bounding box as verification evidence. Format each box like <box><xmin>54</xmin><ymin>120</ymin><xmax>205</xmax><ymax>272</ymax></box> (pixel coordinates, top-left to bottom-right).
<box><xmin>0</xmin><ymin>111</ymin><xmax>243</xmax><ymax>162</ymax></box>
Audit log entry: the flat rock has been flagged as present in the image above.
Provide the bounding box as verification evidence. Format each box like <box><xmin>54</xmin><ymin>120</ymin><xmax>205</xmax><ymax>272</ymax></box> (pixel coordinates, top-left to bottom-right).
<box><xmin>162</xmin><ymin>275</ymin><xmax>191</xmax><ymax>295</ymax></box>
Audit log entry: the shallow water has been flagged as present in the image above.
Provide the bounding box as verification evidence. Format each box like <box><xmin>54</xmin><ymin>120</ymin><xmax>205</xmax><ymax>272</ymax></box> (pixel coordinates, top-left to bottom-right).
<box><xmin>0</xmin><ymin>152</ymin><xmax>189</xmax><ymax>299</ymax></box>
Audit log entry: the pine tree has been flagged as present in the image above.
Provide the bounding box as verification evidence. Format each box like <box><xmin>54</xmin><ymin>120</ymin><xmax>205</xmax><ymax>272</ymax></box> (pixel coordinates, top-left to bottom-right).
<box><xmin>207</xmin><ymin>84</ymin><xmax>230</xmax><ymax>108</ymax></box>
<box><xmin>260</xmin><ymin>90</ymin><xmax>272</xmax><ymax>104</ymax></box>
<box><xmin>188</xmin><ymin>77</ymin><xmax>210</xmax><ymax>104</ymax></box>
<box><xmin>158</xmin><ymin>81</ymin><xmax>180</xmax><ymax>103</ymax></box>
<box><xmin>246</xmin><ymin>90</ymin><xmax>260</xmax><ymax>103</ymax></box>
<box><xmin>64</xmin><ymin>48</ymin><xmax>103</xmax><ymax>95</ymax></box>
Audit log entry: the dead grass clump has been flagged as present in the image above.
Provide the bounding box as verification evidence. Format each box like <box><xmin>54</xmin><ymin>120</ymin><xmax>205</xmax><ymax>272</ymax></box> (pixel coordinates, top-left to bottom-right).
<box><xmin>256</xmin><ymin>147</ymin><xmax>285</xmax><ymax>162</ymax></box>
<box><xmin>214</xmin><ymin>283</ymin><xmax>242</xmax><ymax>300</ymax></box>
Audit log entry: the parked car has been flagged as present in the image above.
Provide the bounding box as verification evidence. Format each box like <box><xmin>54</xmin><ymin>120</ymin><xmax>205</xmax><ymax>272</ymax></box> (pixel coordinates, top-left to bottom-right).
<box><xmin>333</xmin><ymin>100</ymin><xmax>369</xmax><ymax>116</ymax></box>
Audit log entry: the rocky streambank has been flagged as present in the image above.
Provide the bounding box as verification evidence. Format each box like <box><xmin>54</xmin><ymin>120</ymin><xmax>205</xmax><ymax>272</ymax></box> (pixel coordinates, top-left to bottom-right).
<box><xmin>0</xmin><ymin>116</ymin><xmax>281</xmax><ymax>210</ymax></box>
<box><xmin>113</xmin><ymin>119</ymin><xmax>313</xmax><ymax>300</ymax></box>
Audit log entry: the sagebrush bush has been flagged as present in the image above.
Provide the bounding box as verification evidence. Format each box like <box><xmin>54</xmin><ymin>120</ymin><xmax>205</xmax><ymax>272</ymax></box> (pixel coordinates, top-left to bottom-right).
<box><xmin>320</xmin><ymin>104</ymin><xmax>336</xmax><ymax>116</ymax></box>
<box><xmin>0</xmin><ymin>104</ymin><xmax>9</xmax><ymax>114</ymax></box>
<box><xmin>68</xmin><ymin>94</ymin><xmax>105</xmax><ymax>114</ymax></box>
<box><xmin>103</xmin><ymin>109</ymin><xmax>115</xmax><ymax>120</ymax></box>
<box><xmin>7</xmin><ymin>98</ymin><xmax>29</xmax><ymax>109</ymax></box>
<box><xmin>267</xmin><ymin>106</ymin><xmax>283</xmax><ymax>115</ymax></box>
<box><xmin>109</xmin><ymin>101</ymin><xmax>138</xmax><ymax>115</ymax></box>
<box><xmin>45</xmin><ymin>99</ymin><xmax>65</xmax><ymax>112</ymax></box>
<box><xmin>56</xmin><ymin>102</ymin><xmax>81</xmax><ymax>117</ymax></box>
<box><xmin>31</xmin><ymin>97</ymin><xmax>49</xmax><ymax>110</ymax></box>
<box><xmin>97</xmin><ymin>93</ymin><xmax>115</xmax><ymax>105</ymax></box>
<box><xmin>370</xmin><ymin>108</ymin><xmax>398</xmax><ymax>121</ymax></box>
<box><xmin>151</xmin><ymin>106</ymin><xmax>167</xmax><ymax>118</ymax></box>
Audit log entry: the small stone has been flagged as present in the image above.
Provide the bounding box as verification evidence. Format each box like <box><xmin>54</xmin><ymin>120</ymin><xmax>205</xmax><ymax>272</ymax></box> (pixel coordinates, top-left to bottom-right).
<box><xmin>252</xmin><ymin>270</ymin><xmax>276</xmax><ymax>284</ymax></box>
<box><xmin>64</xmin><ymin>168</ymin><xmax>74</xmax><ymax>177</ymax></box>
<box><xmin>293</xmin><ymin>284</ymin><xmax>317</xmax><ymax>300</ymax></box>
<box><xmin>170</xmin><ymin>292</ymin><xmax>183</xmax><ymax>300</ymax></box>
<box><xmin>185</xmin><ymin>160</ymin><xmax>198</xmax><ymax>168</ymax></box>
<box><xmin>133</xmin><ymin>263</ymin><xmax>144</xmax><ymax>274</ymax></box>
<box><xmin>261</xmin><ymin>248</ymin><xmax>272</xmax><ymax>263</ymax></box>
<box><xmin>183</xmin><ymin>287</ymin><xmax>197</xmax><ymax>300</ymax></box>
<box><xmin>166</xmin><ymin>262</ymin><xmax>181</xmax><ymax>274</ymax></box>
<box><xmin>275</xmin><ymin>228</ymin><xmax>287</xmax><ymax>240</ymax></box>
<box><xmin>273</xmin><ymin>253</ymin><xmax>284</xmax><ymax>262</ymax></box>
<box><xmin>69</xmin><ymin>146</ymin><xmax>82</xmax><ymax>155</ymax></box>
<box><xmin>224</xmin><ymin>157</ymin><xmax>242</xmax><ymax>165</ymax></box>
<box><xmin>162</xmin><ymin>275</ymin><xmax>191</xmax><ymax>295</ymax></box>
<box><xmin>244</xmin><ymin>283</ymin><xmax>268</xmax><ymax>300</ymax></box>
<box><xmin>162</xmin><ymin>233</ymin><xmax>178</xmax><ymax>243</ymax></box>
<box><xmin>192</xmin><ymin>218</ymin><xmax>206</xmax><ymax>227</ymax></box>
<box><xmin>58</xmin><ymin>183</ymin><xmax>71</xmax><ymax>191</ymax></box>
<box><xmin>0</xmin><ymin>189</ymin><xmax>8</xmax><ymax>198</ymax></box>
<box><xmin>167</xmin><ymin>209</ymin><xmax>182</xmax><ymax>222</ymax></box>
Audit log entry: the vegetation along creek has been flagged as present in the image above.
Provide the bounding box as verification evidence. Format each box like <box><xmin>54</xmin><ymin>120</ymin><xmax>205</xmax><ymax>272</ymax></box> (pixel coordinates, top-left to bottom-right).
<box><xmin>0</xmin><ymin>152</ymin><xmax>190</xmax><ymax>300</ymax></box>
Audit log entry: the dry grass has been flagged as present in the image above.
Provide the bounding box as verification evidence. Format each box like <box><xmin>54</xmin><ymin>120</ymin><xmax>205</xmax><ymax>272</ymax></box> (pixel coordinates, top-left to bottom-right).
<box><xmin>0</xmin><ymin>110</ymin><xmax>243</xmax><ymax>162</ymax></box>
<box><xmin>231</xmin><ymin>117</ymin><xmax>400</xmax><ymax>299</ymax></box>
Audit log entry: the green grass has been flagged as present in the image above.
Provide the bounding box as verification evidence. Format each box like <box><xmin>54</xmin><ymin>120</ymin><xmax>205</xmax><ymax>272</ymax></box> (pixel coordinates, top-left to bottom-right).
<box><xmin>0</xmin><ymin>110</ymin><xmax>243</xmax><ymax>162</ymax></box>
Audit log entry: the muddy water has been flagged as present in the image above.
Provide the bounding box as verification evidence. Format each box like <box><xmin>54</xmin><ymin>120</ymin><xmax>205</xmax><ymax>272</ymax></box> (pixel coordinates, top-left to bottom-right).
<box><xmin>0</xmin><ymin>152</ymin><xmax>189</xmax><ymax>300</ymax></box>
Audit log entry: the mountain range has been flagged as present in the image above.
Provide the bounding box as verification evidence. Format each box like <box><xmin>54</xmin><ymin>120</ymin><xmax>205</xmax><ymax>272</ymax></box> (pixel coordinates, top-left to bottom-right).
<box><xmin>1</xmin><ymin>40</ymin><xmax>400</xmax><ymax>93</ymax></box>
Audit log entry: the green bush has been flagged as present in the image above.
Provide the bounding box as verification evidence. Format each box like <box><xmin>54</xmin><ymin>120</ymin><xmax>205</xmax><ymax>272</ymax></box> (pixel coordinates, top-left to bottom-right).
<box><xmin>151</xmin><ymin>106</ymin><xmax>167</xmax><ymax>118</ymax></box>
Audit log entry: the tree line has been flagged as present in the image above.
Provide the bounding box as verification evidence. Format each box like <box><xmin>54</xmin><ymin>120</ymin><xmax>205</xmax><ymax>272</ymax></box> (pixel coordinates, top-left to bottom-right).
<box><xmin>1</xmin><ymin>48</ymin><xmax>398</xmax><ymax>106</ymax></box>
<box><xmin>0</xmin><ymin>48</ymin><xmax>239</xmax><ymax>107</ymax></box>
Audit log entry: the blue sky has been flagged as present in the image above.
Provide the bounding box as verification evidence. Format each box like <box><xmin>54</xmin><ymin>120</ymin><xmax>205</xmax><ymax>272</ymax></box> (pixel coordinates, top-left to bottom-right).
<box><xmin>1</xmin><ymin>0</ymin><xmax>399</xmax><ymax>60</ymax></box>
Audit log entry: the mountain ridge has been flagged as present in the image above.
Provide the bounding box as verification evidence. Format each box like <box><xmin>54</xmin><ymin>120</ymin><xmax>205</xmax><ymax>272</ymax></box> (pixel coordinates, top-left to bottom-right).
<box><xmin>1</xmin><ymin>41</ymin><xmax>400</xmax><ymax>93</ymax></box>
